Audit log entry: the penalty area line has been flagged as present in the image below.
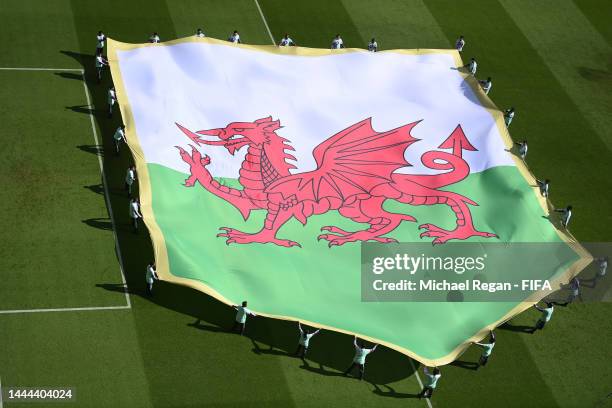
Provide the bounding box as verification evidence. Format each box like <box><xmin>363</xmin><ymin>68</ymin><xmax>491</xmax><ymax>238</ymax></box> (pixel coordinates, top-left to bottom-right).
<box><xmin>0</xmin><ymin>67</ymin><xmax>84</xmax><ymax>72</ymax></box>
<box><xmin>81</xmin><ymin>72</ymin><xmax>132</xmax><ymax>309</ymax></box>
<box><xmin>410</xmin><ymin>359</ymin><xmax>433</xmax><ymax>408</ymax></box>
<box><xmin>0</xmin><ymin>305</ymin><xmax>131</xmax><ymax>315</ymax></box>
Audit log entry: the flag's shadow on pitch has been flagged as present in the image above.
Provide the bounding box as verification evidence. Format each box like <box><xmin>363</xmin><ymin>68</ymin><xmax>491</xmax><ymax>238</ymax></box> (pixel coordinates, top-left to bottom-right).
<box><xmin>98</xmin><ymin>278</ymin><xmax>418</xmax><ymax>384</ymax></box>
<box><xmin>83</xmin><ymin>184</ymin><xmax>124</xmax><ymax>197</ymax></box>
<box><xmin>60</xmin><ymin>50</ymin><xmax>92</xmax><ymax>65</ymax></box>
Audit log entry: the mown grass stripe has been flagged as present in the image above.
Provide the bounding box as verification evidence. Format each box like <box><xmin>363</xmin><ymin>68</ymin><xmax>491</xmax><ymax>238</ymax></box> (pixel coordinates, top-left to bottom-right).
<box><xmin>499</xmin><ymin>0</ymin><xmax>612</xmax><ymax>152</ymax></box>
<box><xmin>341</xmin><ymin>0</ymin><xmax>448</xmax><ymax>50</ymax></box>
<box><xmin>165</xmin><ymin>0</ymin><xmax>272</xmax><ymax>45</ymax></box>
<box><xmin>573</xmin><ymin>0</ymin><xmax>612</xmax><ymax>47</ymax></box>
<box><xmin>258</xmin><ymin>0</ymin><xmax>365</xmax><ymax>49</ymax></box>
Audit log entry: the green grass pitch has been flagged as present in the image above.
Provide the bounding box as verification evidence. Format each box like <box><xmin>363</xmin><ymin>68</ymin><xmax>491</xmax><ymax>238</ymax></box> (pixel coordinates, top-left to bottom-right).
<box><xmin>0</xmin><ymin>0</ymin><xmax>611</xmax><ymax>407</ymax></box>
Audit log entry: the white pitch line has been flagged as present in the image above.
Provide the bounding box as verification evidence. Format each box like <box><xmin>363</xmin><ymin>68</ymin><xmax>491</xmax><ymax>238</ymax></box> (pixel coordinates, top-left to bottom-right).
<box><xmin>409</xmin><ymin>359</ymin><xmax>433</xmax><ymax>408</ymax></box>
<box><xmin>0</xmin><ymin>67</ymin><xmax>83</xmax><ymax>72</ymax></box>
<box><xmin>0</xmin><ymin>305</ymin><xmax>130</xmax><ymax>315</ymax></box>
<box><xmin>81</xmin><ymin>74</ymin><xmax>132</xmax><ymax>309</ymax></box>
<box><xmin>254</xmin><ymin>0</ymin><xmax>276</xmax><ymax>45</ymax></box>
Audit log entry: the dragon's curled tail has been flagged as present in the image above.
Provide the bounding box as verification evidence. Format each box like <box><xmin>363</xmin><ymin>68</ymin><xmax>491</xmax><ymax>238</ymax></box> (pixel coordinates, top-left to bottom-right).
<box><xmin>391</xmin><ymin>150</ymin><xmax>470</xmax><ymax>190</ymax></box>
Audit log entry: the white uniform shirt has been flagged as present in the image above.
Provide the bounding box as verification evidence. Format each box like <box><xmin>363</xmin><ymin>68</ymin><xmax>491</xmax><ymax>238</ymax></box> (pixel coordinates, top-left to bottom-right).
<box><xmin>519</xmin><ymin>143</ymin><xmax>528</xmax><ymax>158</ymax></box>
<box><xmin>353</xmin><ymin>347</ymin><xmax>373</xmax><ymax>364</ymax></box>
<box><xmin>114</xmin><ymin>127</ymin><xmax>125</xmax><ymax>141</ymax></box>
<box><xmin>229</xmin><ymin>33</ymin><xmax>240</xmax><ymax>43</ymax></box>
<box><xmin>570</xmin><ymin>279</ymin><xmax>580</xmax><ymax>296</ymax></box>
<box><xmin>482</xmin><ymin>80</ymin><xmax>492</xmax><ymax>94</ymax></box>
<box><xmin>108</xmin><ymin>89</ymin><xmax>116</xmax><ymax>105</ymax></box>
<box><xmin>541</xmin><ymin>305</ymin><xmax>554</xmax><ymax>322</ymax></box>
<box><xmin>476</xmin><ymin>342</ymin><xmax>495</xmax><ymax>356</ymax></box>
<box><xmin>468</xmin><ymin>60</ymin><xmax>477</xmax><ymax>75</ymax></box>
<box><xmin>538</xmin><ymin>181</ymin><xmax>549</xmax><ymax>197</ymax></box>
<box><xmin>352</xmin><ymin>339</ymin><xmax>375</xmax><ymax>364</ymax></box>
<box><xmin>331</xmin><ymin>38</ymin><xmax>344</xmax><ymax>49</ymax></box>
<box><xmin>97</xmin><ymin>34</ymin><xmax>105</xmax><ymax>49</ymax></box>
<box><xmin>599</xmin><ymin>259</ymin><xmax>608</xmax><ymax>276</ymax></box>
<box><xmin>456</xmin><ymin>38</ymin><xmax>465</xmax><ymax>52</ymax></box>
<box><xmin>368</xmin><ymin>41</ymin><xmax>378</xmax><ymax>52</ymax></box>
<box><xmin>423</xmin><ymin>367</ymin><xmax>441</xmax><ymax>389</ymax></box>
<box><xmin>126</xmin><ymin>168</ymin><xmax>136</xmax><ymax>185</ymax></box>
<box><xmin>235</xmin><ymin>306</ymin><xmax>254</xmax><ymax>323</ymax></box>
<box><xmin>95</xmin><ymin>55</ymin><xmax>106</xmax><ymax>68</ymax></box>
<box><xmin>129</xmin><ymin>201</ymin><xmax>142</xmax><ymax>219</ymax></box>
<box><xmin>195</xmin><ymin>31</ymin><xmax>206</xmax><ymax>38</ymax></box>
<box><xmin>149</xmin><ymin>34</ymin><xmax>160</xmax><ymax>43</ymax></box>
<box><xmin>298</xmin><ymin>326</ymin><xmax>319</xmax><ymax>347</ymax></box>
<box><xmin>146</xmin><ymin>265</ymin><xmax>158</xmax><ymax>284</ymax></box>
<box><xmin>563</xmin><ymin>209</ymin><xmax>572</xmax><ymax>226</ymax></box>
<box><xmin>279</xmin><ymin>37</ymin><xmax>294</xmax><ymax>46</ymax></box>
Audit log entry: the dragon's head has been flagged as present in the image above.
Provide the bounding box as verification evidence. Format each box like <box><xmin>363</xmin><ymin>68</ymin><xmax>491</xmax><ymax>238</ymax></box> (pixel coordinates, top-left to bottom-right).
<box><xmin>183</xmin><ymin>116</ymin><xmax>282</xmax><ymax>155</ymax></box>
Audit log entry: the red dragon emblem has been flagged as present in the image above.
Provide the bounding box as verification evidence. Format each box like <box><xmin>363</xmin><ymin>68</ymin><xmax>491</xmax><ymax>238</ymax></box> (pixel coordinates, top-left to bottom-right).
<box><xmin>175</xmin><ymin>117</ymin><xmax>497</xmax><ymax>247</ymax></box>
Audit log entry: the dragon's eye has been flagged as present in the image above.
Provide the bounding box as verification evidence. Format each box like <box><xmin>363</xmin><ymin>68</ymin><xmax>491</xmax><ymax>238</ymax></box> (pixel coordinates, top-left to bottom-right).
<box><xmin>233</xmin><ymin>128</ymin><xmax>245</xmax><ymax>132</ymax></box>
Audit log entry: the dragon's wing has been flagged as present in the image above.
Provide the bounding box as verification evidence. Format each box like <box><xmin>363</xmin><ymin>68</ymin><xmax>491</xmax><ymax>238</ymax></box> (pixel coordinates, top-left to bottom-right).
<box><xmin>265</xmin><ymin>118</ymin><xmax>420</xmax><ymax>202</ymax></box>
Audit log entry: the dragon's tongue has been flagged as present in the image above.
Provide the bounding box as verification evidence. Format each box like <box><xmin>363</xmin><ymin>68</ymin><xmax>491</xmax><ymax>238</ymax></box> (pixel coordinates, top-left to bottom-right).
<box><xmin>198</xmin><ymin>139</ymin><xmax>226</xmax><ymax>146</ymax></box>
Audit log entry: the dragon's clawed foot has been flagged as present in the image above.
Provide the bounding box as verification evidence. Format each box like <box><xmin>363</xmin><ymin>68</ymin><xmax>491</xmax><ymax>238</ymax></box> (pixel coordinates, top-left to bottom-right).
<box><xmin>319</xmin><ymin>226</ymin><xmax>353</xmax><ymax>236</ymax></box>
<box><xmin>419</xmin><ymin>223</ymin><xmax>497</xmax><ymax>245</ymax></box>
<box><xmin>217</xmin><ymin>227</ymin><xmax>301</xmax><ymax>248</ymax></box>
<box><xmin>318</xmin><ymin>228</ymin><xmax>398</xmax><ymax>247</ymax></box>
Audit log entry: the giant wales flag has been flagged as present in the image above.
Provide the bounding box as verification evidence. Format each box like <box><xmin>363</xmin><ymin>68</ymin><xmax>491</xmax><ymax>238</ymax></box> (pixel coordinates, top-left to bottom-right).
<box><xmin>108</xmin><ymin>37</ymin><xmax>590</xmax><ymax>365</ymax></box>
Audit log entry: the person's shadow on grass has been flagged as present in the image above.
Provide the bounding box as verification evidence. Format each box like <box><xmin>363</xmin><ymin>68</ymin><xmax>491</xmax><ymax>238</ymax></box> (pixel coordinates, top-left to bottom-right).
<box><xmin>54</xmin><ymin>71</ymin><xmax>83</xmax><ymax>81</ymax></box>
<box><xmin>580</xmin><ymin>273</ymin><xmax>607</xmax><ymax>289</ymax></box>
<box><xmin>450</xmin><ymin>359</ymin><xmax>479</xmax><ymax>371</ymax></box>
<box><xmin>84</xmin><ymin>184</ymin><xmax>106</xmax><ymax>195</ymax></box>
<box><xmin>371</xmin><ymin>383</ymin><xmax>419</xmax><ymax>399</ymax></box>
<box><xmin>499</xmin><ymin>321</ymin><xmax>536</xmax><ymax>334</ymax></box>
<box><xmin>298</xmin><ymin>359</ymin><xmax>344</xmax><ymax>378</ymax></box>
<box><xmin>541</xmin><ymin>214</ymin><xmax>562</xmax><ymax>228</ymax></box>
<box><xmin>82</xmin><ymin>218</ymin><xmax>114</xmax><ymax>231</ymax></box>
<box><xmin>250</xmin><ymin>339</ymin><xmax>291</xmax><ymax>357</ymax></box>
<box><xmin>95</xmin><ymin>283</ymin><xmax>135</xmax><ymax>295</ymax></box>
<box><xmin>65</xmin><ymin>104</ymin><xmax>94</xmax><ymax>115</ymax></box>
<box><xmin>187</xmin><ymin>319</ymin><xmax>228</xmax><ymax>334</ymax></box>
<box><xmin>76</xmin><ymin>144</ymin><xmax>103</xmax><ymax>156</ymax></box>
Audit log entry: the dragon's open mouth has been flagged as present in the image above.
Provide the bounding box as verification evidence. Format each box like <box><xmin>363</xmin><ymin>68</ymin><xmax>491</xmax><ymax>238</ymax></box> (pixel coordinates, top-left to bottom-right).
<box><xmin>224</xmin><ymin>135</ymin><xmax>246</xmax><ymax>146</ymax></box>
<box><xmin>225</xmin><ymin>137</ymin><xmax>249</xmax><ymax>155</ymax></box>
<box><xmin>175</xmin><ymin>123</ymin><xmax>251</xmax><ymax>155</ymax></box>
<box><xmin>196</xmin><ymin>134</ymin><xmax>246</xmax><ymax>147</ymax></box>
